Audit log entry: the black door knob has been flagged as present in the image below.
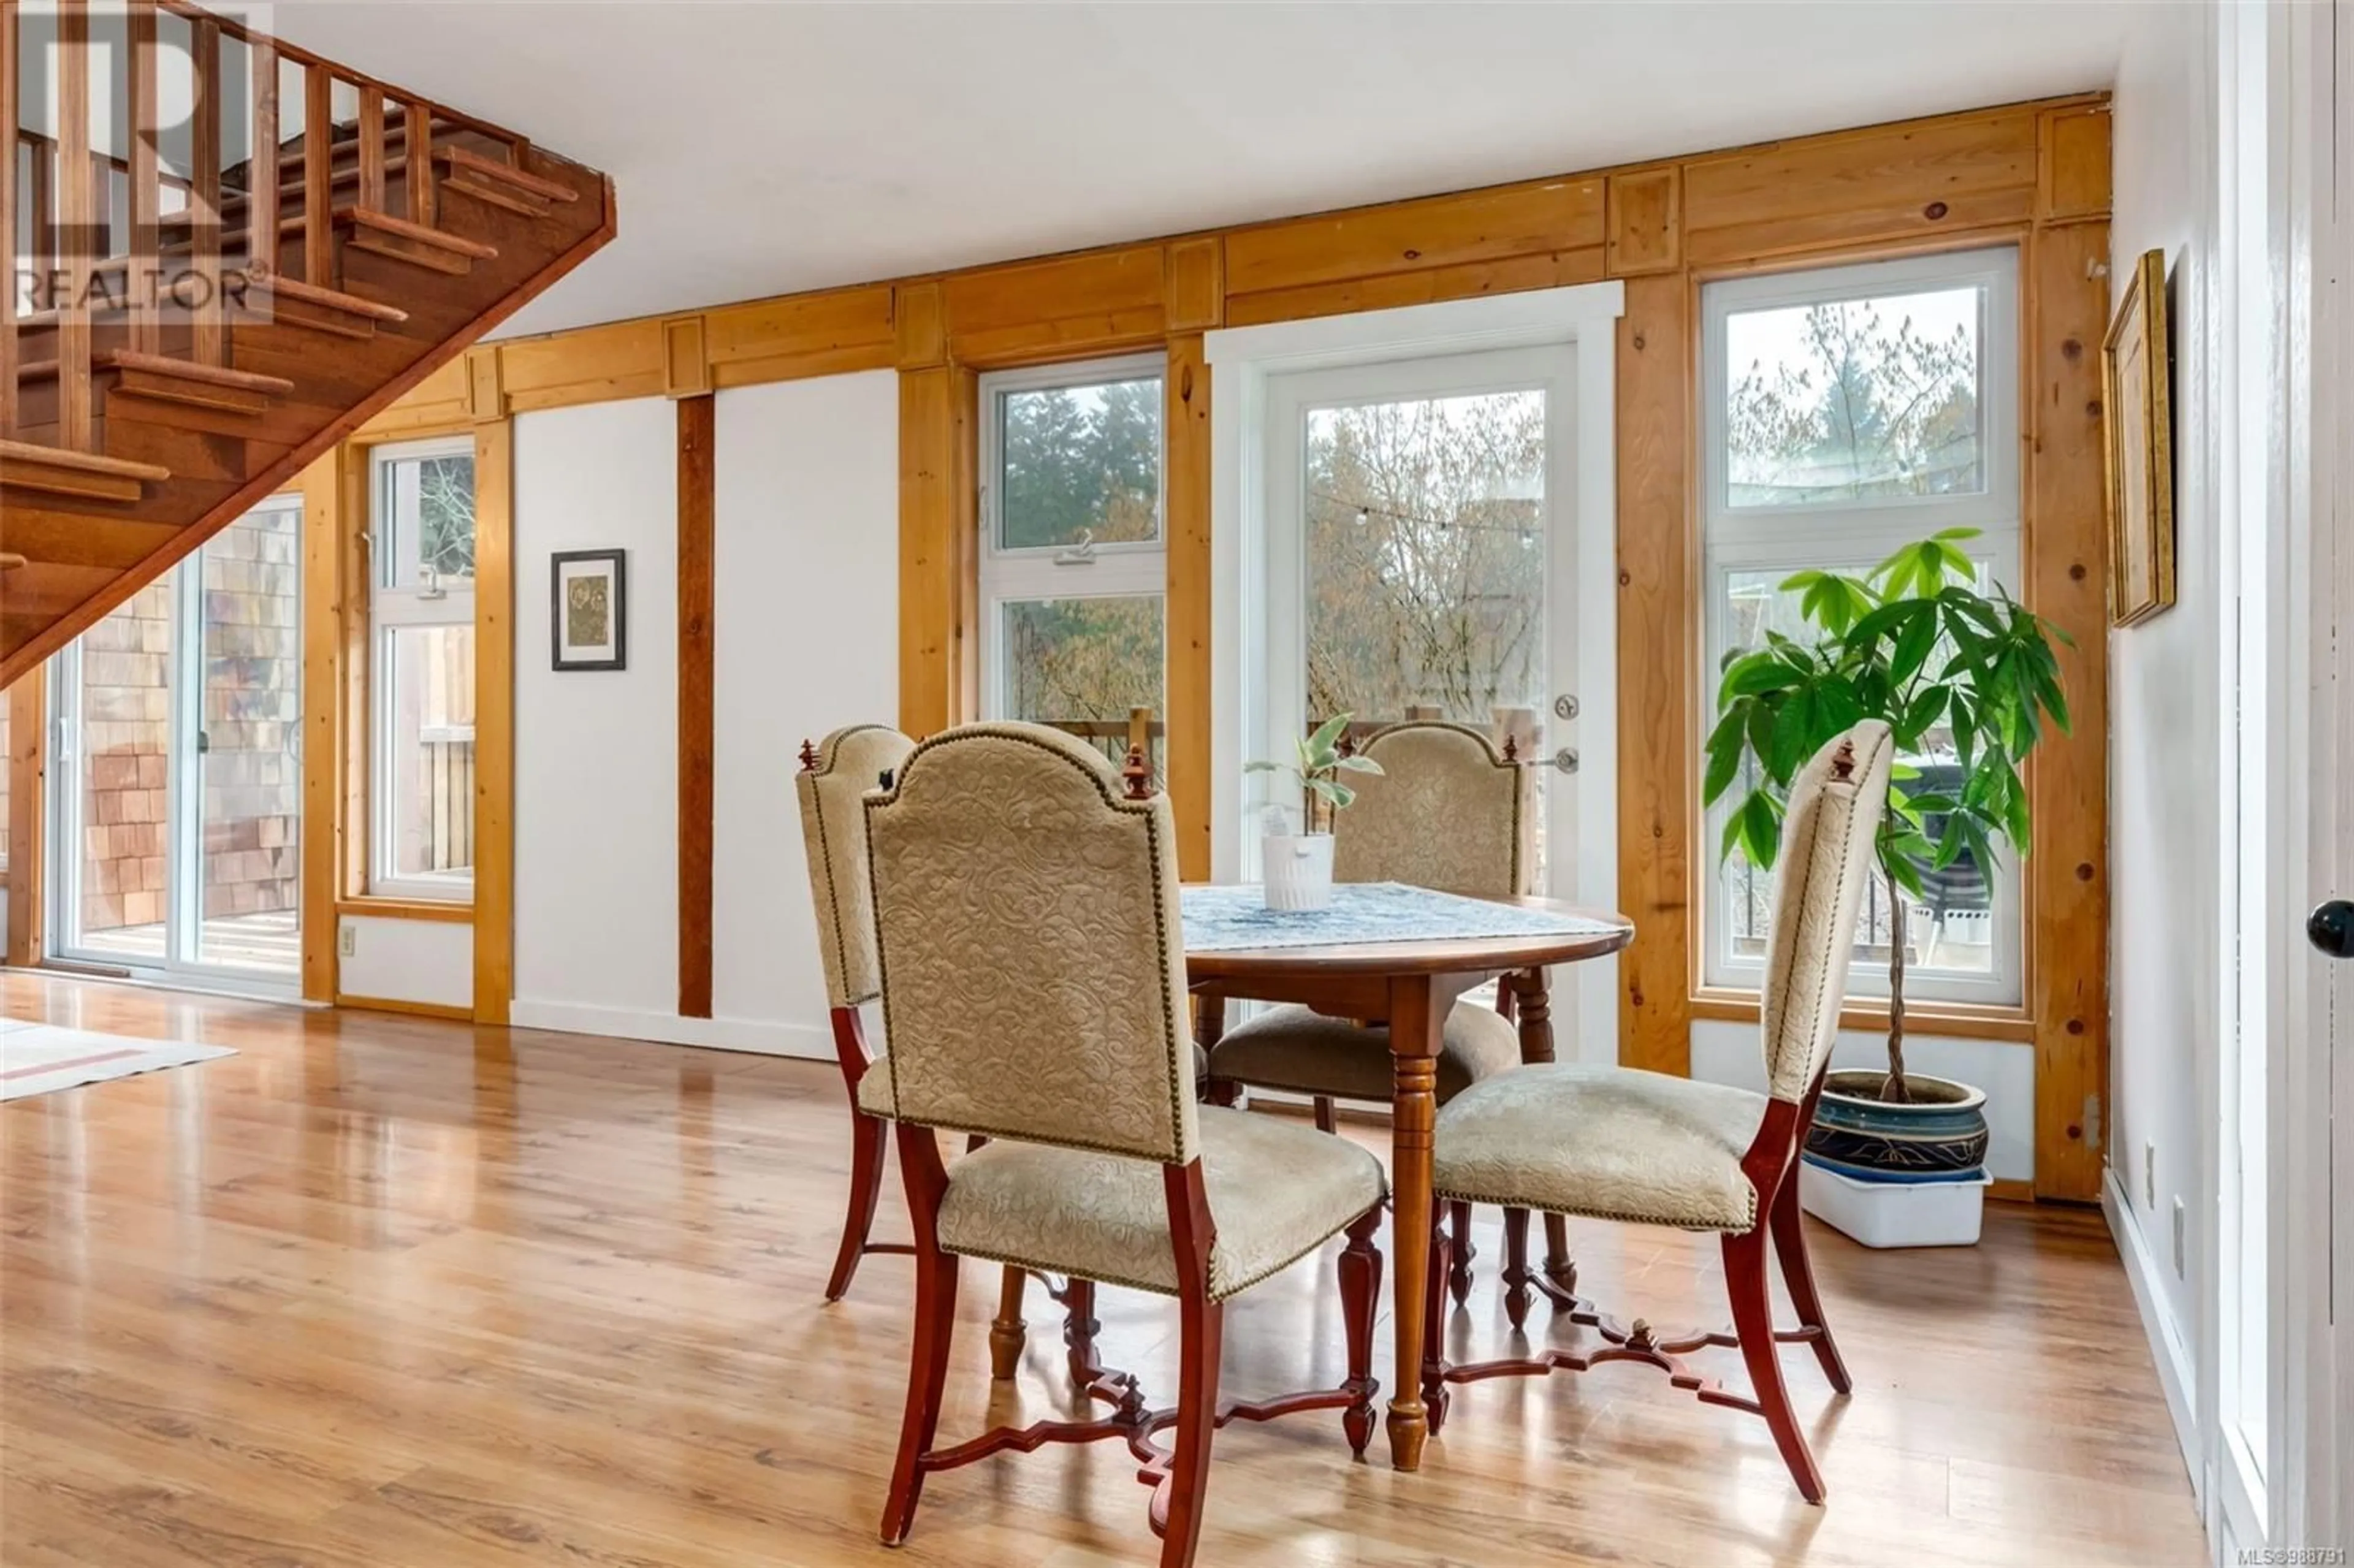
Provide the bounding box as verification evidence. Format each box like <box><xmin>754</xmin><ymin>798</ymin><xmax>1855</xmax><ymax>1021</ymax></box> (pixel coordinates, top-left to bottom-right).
<box><xmin>2309</xmin><ymin>900</ymin><xmax>2354</xmax><ymax>959</ymax></box>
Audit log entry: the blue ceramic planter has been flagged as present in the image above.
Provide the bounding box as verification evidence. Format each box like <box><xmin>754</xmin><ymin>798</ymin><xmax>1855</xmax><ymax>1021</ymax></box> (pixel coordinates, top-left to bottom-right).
<box><xmin>1805</xmin><ymin>1070</ymin><xmax>1989</xmax><ymax>1179</ymax></box>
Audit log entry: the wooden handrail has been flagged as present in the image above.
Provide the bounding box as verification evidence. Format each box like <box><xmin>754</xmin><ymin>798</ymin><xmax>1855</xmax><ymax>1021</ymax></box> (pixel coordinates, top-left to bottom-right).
<box><xmin>151</xmin><ymin>0</ymin><xmax>531</xmax><ymax>152</ymax></box>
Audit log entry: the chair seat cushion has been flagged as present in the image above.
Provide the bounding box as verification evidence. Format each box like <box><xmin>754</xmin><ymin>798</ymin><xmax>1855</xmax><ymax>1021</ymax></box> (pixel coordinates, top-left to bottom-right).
<box><xmin>935</xmin><ymin>1105</ymin><xmax>1387</xmax><ymax>1301</ymax></box>
<box><xmin>1433</xmin><ymin>1064</ymin><xmax>1769</xmax><ymax>1233</ymax></box>
<box><xmin>1207</xmin><ymin>1000</ymin><xmax>1520</xmax><ymax>1103</ymax></box>
<box><xmin>859</xmin><ymin>1043</ymin><xmax>1209</xmax><ymax>1121</ymax></box>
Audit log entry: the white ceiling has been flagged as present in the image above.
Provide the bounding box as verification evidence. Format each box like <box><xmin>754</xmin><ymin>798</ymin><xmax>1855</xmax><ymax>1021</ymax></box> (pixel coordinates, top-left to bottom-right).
<box><xmin>270</xmin><ymin>1</ymin><xmax>2141</xmax><ymax>338</ymax></box>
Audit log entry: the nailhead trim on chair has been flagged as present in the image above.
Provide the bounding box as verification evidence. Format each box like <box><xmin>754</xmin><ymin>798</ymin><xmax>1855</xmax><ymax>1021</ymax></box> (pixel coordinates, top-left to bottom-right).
<box><xmin>805</xmin><ymin>723</ymin><xmax>902</xmax><ymax>1010</ymax></box>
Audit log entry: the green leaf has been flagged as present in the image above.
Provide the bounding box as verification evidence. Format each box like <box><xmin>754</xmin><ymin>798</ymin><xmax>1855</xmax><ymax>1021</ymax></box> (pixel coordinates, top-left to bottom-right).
<box><xmin>1305</xmin><ymin>713</ymin><xmax>1352</xmax><ymax>757</ymax></box>
<box><xmin>1889</xmin><ymin>607</ymin><xmax>1940</xmax><ymax>685</ymax></box>
<box><xmin>1738</xmin><ymin>791</ymin><xmax>1782</xmax><ymax>869</ymax></box>
<box><xmin>1335</xmin><ymin>755</ymin><xmax>1385</xmax><ymax>775</ymax></box>
<box><xmin>1703</xmin><ymin>710</ymin><xmax>1746</xmax><ymax>804</ymax></box>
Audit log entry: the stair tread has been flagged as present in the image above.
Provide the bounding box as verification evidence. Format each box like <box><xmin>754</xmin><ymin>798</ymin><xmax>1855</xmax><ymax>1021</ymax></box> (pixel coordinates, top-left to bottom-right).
<box><xmin>15</xmin><ymin>352</ymin><xmax>297</xmax><ymax>397</ymax></box>
<box><xmin>438</xmin><ymin>146</ymin><xmax>579</xmax><ymax>202</ymax></box>
<box><xmin>0</xmin><ymin>438</ymin><xmax>173</xmax><ymax>482</ymax></box>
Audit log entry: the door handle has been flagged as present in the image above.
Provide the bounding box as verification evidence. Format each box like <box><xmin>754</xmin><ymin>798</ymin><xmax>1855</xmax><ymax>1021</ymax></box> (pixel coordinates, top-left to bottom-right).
<box><xmin>2308</xmin><ymin>899</ymin><xmax>2354</xmax><ymax>959</ymax></box>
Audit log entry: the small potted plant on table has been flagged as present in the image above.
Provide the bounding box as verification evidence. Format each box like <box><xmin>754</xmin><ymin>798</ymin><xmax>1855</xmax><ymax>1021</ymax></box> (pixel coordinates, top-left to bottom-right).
<box><xmin>1705</xmin><ymin>530</ymin><xmax>2071</xmax><ymax>1246</ymax></box>
<box><xmin>1247</xmin><ymin>714</ymin><xmax>1383</xmax><ymax>911</ymax></box>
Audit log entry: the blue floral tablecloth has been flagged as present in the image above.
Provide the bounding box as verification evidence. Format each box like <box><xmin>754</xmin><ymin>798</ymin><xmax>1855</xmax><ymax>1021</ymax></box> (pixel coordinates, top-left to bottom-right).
<box><xmin>1180</xmin><ymin>881</ymin><xmax>1622</xmax><ymax>953</ymax></box>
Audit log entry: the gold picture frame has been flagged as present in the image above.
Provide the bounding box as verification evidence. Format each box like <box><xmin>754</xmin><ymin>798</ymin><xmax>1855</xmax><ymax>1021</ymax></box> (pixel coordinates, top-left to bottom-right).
<box><xmin>2102</xmin><ymin>248</ymin><xmax>2176</xmax><ymax>625</ymax></box>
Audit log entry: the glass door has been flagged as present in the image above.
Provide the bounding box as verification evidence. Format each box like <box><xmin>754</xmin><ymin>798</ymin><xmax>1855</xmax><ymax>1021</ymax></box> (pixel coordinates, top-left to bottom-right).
<box><xmin>1260</xmin><ymin>346</ymin><xmax>1596</xmax><ymax>1041</ymax></box>
<box><xmin>47</xmin><ymin>500</ymin><xmax>303</xmax><ymax>989</ymax></box>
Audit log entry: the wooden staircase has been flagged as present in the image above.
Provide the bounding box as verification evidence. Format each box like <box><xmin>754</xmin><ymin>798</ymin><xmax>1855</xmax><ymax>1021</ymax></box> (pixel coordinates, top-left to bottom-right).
<box><xmin>0</xmin><ymin>0</ymin><xmax>615</xmax><ymax>688</ymax></box>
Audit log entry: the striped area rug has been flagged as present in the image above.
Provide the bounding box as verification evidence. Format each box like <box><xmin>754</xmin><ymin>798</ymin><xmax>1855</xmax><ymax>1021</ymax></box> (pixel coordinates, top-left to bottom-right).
<box><xmin>0</xmin><ymin>1019</ymin><xmax>234</xmax><ymax>1102</ymax></box>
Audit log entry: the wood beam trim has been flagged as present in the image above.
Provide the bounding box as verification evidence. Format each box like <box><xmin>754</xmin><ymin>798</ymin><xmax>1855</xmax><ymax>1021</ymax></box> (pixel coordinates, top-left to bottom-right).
<box><xmin>1614</xmin><ymin>273</ymin><xmax>1693</xmax><ymax>1077</ymax></box>
<box><xmin>4</xmin><ymin>672</ymin><xmax>45</xmax><ymax>968</ymax></box>
<box><xmin>896</xmin><ymin>367</ymin><xmax>970</xmax><ymax>735</ymax></box>
<box><xmin>298</xmin><ymin>452</ymin><xmax>341</xmax><ymax>1001</ymax></box>
<box><xmin>661</xmin><ymin>314</ymin><xmax>711</xmax><ymax>399</ymax></box>
<box><xmin>894</xmin><ymin>281</ymin><xmax>947</xmax><ymax>370</ymax></box>
<box><xmin>2024</xmin><ymin>220</ymin><xmax>2112</xmax><ymax>1201</ymax></box>
<box><xmin>1164</xmin><ymin>335</ymin><xmax>1213</xmax><ymax>880</ymax></box>
<box><xmin>1606</xmin><ymin>167</ymin><xmax>1683</xmax><ymax>278</ymax></box>
<box><xmin>472</xmin><ymin>418</ymin><xmax>516</xmax><ymax>1026</ymax></box>
<box><xmin>676</xmin><ymin>395</ymin><xmax>717</xmax><ymax>1020</ymax></box>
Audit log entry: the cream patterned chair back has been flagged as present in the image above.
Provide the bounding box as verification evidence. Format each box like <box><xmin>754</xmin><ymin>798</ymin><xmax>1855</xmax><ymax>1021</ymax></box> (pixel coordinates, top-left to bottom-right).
<box><xmin>1758</xmin><ymin>720</ymin><xmax>1896</xmax><ymax>1104</ymax></box>
<box><xmin>795</xmin><ymin>724</ymin><xmax>916</xmax><ymax>1011</ymax></box>
<box><xmin>1332</xmin><ymin>721</ymin><xmax>1526</xmax><ymax>897</ymax></box>
<box><xmin>864</xmin><ymin>722</ymin><xmax>1197</xmax><ymax>1165</ymax></box>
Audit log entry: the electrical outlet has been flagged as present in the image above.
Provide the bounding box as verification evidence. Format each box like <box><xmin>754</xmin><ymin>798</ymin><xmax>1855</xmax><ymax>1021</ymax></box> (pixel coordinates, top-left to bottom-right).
<box><xmin>339</xmin><ymin>925</ymin><xmax>356</xmax><ymax>957</ymax></box>
<box><xmin>2171</xmin><ymin>1198</ymin><xmax>2186</xmax><ymax>1277</ymax></box>
<box><xmin>2144</xmin><ymin>1142</ymin><xmax>2156</xmax><ymax>1208</ymax></box>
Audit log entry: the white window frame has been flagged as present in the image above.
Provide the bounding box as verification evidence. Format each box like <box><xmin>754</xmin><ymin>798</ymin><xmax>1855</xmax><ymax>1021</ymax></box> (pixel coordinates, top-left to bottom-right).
<box><xmin>1699</xmin><ymin>245</ymin><xmax>2024</xmax><ymax>1008</ymax></box>
<box><xmin>368</xmin><ymin>435</ymin><xmax>477</xmax><ymax>902</ymax></box>
<box><xmin>975</xmin><ymin>352</ymin><xmax>1169</xmax><ymax>723</ymax></box>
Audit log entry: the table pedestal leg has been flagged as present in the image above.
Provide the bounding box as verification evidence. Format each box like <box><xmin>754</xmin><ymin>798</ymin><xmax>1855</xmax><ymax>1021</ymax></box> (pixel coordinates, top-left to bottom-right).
<box><xmin>1509</xmin><ymin>965</ymin><xmax>1579</xmax><ymax>1287</ymax></box>
<box><xmin>1385</xmin><ymin>972</ymin><xmax>1441</xmax><ymax>1472</ymax></box>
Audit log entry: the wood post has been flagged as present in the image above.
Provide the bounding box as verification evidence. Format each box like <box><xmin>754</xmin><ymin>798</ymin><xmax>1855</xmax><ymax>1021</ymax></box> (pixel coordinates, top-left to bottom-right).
<box><xmin>303</xmin><ymin>64</ymin><xmax>332</xmax><ymax>288</ymax></box>
<box><xmin>55</xmin><ymin>0</ymin><xmax>93</xmax><ymax>449</ymax></box>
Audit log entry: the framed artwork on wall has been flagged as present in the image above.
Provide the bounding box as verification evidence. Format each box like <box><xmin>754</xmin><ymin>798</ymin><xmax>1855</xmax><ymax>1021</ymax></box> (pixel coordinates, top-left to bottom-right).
<box><xmin>2102</xmin><ymin>247</ymin><xmax>2176</xmax><ymax>626</ymax></box>
<box><xmin>551</xmin><ymin>549</ymin><xmax>627</xmax><ymax>671</ymax></box>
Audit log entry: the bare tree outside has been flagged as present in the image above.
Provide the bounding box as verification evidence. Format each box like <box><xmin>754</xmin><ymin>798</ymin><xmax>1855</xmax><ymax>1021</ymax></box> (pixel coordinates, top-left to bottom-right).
<box><xmin>1304</xmin><ymin>390</ymin><xmax>1547</xmax><ymax>726</ymax></box>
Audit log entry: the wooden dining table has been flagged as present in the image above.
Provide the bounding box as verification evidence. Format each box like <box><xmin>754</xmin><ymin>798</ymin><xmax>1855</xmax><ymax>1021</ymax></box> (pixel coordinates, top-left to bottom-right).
<box><xmin>1181</xmin><ymin>889</ymin><xmax>1634</xmax><ymax>1472</ymax></box>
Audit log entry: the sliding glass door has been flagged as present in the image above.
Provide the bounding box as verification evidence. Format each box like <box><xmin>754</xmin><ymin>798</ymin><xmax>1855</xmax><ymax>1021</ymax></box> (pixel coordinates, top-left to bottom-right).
<box><xmin>47</xmin><ymin>500</ymin><xmax>303</xmax><ymax>989</ymax></box>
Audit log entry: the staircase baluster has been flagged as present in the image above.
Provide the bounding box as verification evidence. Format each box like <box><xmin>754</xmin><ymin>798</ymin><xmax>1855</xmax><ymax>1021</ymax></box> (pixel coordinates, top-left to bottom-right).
<box><xmin>303</xmin><ymin>65</ymin><xmax>332</xmax><ymax>287</ymax></box>
<box><xmin>0</xmin><ymin>0</ymin><xmax>17</xmax><ymax>438</ymax></box>
<box><xmin>249</xmin><ymin>31</ymin><xmax>278</xmax><ymax>284</ymax></box>
<box><xmin>128</xmin><ymin>0</ymin><xmax>161</xmax><ymax>354</ymax></box>
<box><xmin>189</xmin><ymin>15</ymin><xmax>223</xmax><ymax>367</ymax></box>
<box><xmin>406</xmin><ymin>101</ymin><xmax>435</xmax><ymax>226</ymax></box>
<box><xmin>357</xmin><ymin>85</ymin><xmax>386</xmax><ymax>215</ymax></box>
<box><xmin>56</xmin><ymin>0</ymin><xmax>93</xmax><ymax>450</ymax></box>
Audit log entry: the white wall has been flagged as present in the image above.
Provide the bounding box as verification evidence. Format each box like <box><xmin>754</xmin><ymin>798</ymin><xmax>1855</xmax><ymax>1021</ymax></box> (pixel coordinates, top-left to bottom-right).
<box><xmin>711</xmin><ymin>371</ymin><xmax>900</xmax><ymax>1052</ymax></box>
<box><xmin>511</xmin><ymin>397</ymin><xmax>683</xmax><ymax>1040</ymax></box>
<box><xmin>1689</xmin><ymin>1022</ymin><xmax>2035</xmax><ymax>1184</ymax></box>
<box><xmin>505</xmin><ymin>376</ymin><xmax>899</xmax><ymax>1057</ymax></box>
<box><xmin>2109</xmin><ymin>0</ymin><xmax>2223</xmax><ymax>1507</ymax></box>
<box><xmin>337</xmin><ymin>915</ymin><xmax>473</xmax><ymax>1010</ymax></box>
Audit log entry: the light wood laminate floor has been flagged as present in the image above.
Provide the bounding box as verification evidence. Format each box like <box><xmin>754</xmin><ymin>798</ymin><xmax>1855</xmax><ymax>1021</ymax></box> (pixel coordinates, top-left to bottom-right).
<box><xmin>0</xmin><ymin>972</ymin><xmax>2204</xmax><ymax>1567</ymax></box>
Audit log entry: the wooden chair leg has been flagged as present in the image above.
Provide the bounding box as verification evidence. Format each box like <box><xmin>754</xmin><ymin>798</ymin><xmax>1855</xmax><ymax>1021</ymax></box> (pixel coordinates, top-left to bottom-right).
<box><xmin>1446</xmin><ymin>1200</ymin><xmax>1475</xmax><ymax>1307</ymax></box>
<box><xmin>1543</xmin><ymin>1211</ymin><xmax>1577</xmax><ymax>1292</ymax></box>
<box><xmin>989</xmin><ymin>1265</ymin><xmax>1028</xmax><ymax>1380</ymax></box>
<box><xmin>1313</xmin><ymin>1096</ymin><xmax>1337</xmax><ymax>1134</ymax></box>
<box><xmin>1420</xmin><ymin>1217</ymin><xmax>1452</xmax><ymax>1436</ymax></box>
<box><xmin>1061</xmin><ymin>1277</ymin><xmax>1102</xmax><ymax>1387</ymax></box>
<box><xmin>1157</xmin><ymin>1290</ymin><xmax>1225</xmax><ymax>1568</ymax></box>
<box><xmin>1500</xmin><ymin>1206</ymin><xmax>1534</xmax><ymax>1330</ymax></box>
<box><xmin>1206</xmin><ymin>1079</ymin><xmax>1241</xmax><ymax>1108</ymax></box>
<box><xmin>1337</xmin><ymin>1206</ymin><xmax>1384</xmax><ymax>1458</ymax></box>
<box><xmin>825</xmin><ymin>1106</ymin><xmax>889</xmax><ymax>1303</ymax></box>
<box><xmin>1770</xmin><ymin>1173</ymin><xmax>1853</xmax><ymax>1393</ymax></box>
<box><xmin>1723</xmin><ymin>1224</ymin><xmax>1825</xmax><ymax>1504</ymax></box>
<box><xmin>881</xmin><ymin>1144</ymin><xmax>961</xmax><ymax>1546</ymax></box>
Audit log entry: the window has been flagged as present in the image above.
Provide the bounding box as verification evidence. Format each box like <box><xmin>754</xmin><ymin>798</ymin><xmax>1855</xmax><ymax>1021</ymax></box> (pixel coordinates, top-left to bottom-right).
<box><xmin>1701</xmin><ymin>246</ymin><xmax>2023</xmax><ymax>1006</ymax></box>
<box><xmin>977</xmin><ymin>354</ymin><xmax>1167</xmax><ymax>773</ymax></box>
<box><xmin>368</xmin><ymin>437</ymin><xmax>476</xmax><ymax>900</ymax></box>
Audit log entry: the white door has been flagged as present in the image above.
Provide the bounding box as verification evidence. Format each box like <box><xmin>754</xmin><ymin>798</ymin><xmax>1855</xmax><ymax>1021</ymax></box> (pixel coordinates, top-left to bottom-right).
<box><xmin>1258</xmin><ymin>343</ymin><xmax>1615</xmax><ymax>1056</ymax></box>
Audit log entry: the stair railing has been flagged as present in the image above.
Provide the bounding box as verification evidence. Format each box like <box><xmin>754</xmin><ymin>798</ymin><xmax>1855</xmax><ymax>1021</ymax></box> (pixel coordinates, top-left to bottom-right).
<box><xmin>2</xmin><ymin>0</ymin><xmax>537</xmax><ymax>457</ymax></box>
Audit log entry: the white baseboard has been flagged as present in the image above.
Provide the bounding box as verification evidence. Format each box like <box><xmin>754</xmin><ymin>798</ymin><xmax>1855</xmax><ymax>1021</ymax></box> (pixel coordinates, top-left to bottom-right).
<box><xmin>2104</xmin><ymin>1168</ymin><xmax>2205</xmax><ymax>1507</ymax></box>
<box><xmin>508</xmin><ymin>1000</ymin><xmax>833</xmax><ymax>1062</ymax></box>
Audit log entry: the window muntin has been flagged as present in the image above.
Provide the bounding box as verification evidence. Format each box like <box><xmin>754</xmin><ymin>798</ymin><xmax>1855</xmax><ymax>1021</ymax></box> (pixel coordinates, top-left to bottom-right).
<box><xmin>367</xmin><ymin>438</ymin><xmax>476</xmax><ymax>900</ymax></box>
<box><xmin>978</xmin><ymin>355</ymin><xmax>1168</xmax><ymax>773</ymax></box>
<box><xmin>1701</xmin><ymin>248</ymin><xmax>2024</xmax><ymax>1008</ymax></box>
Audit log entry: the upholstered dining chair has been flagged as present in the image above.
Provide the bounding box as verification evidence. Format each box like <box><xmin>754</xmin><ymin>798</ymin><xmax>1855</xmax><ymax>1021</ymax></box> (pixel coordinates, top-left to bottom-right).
<box><xmin>1205</xmin><ymin>718</ymin><xmax>1543</xmax><ymax>1305</ymax></box>
<box><xmin>1418</xmin><ymin>720</ymin><xmax>1895</xmax><ymax>1504</ymax></box>
<box><xmin>864</xmin><ymin>722</ymin><xmax>1390</xmax><ymax>1567</ymax></box>
<box><xmin>794</xmin><ymin>723</ymin><xmax>918</xmax><ymax>1303</ymax></box>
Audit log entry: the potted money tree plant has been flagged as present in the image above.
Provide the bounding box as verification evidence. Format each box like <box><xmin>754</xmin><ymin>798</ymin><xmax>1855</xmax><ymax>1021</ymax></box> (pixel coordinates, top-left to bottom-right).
<box><xmin>1704</xmin><ymin>529</ymin><xmax>2071</xmax><ymax>1246</ymax></box>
